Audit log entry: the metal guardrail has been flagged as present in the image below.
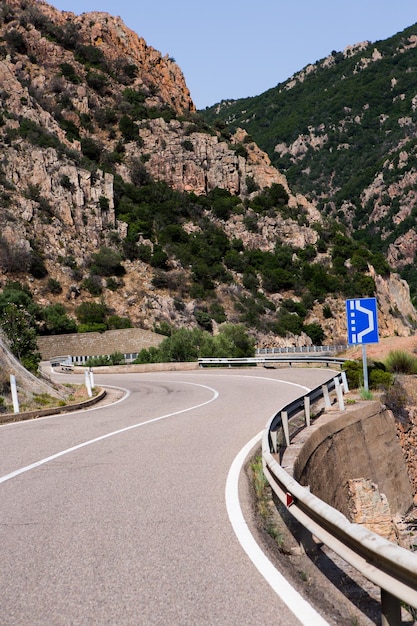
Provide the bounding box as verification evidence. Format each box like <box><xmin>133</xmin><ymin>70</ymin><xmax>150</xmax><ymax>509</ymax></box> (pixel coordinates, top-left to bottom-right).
<box><xmin>198</xmin><ymin>356</ymin><xmax>346</xmax><ymax>368</ymax></box>
<box><xmin>257</xmin><ymin>345</ymin><xmax>348</xmax><ymax>354</ymax></box>
<box><xmin>261</xmin><ymin>371</ymin><xmax>417</xmax><ymax>624</ymax></box>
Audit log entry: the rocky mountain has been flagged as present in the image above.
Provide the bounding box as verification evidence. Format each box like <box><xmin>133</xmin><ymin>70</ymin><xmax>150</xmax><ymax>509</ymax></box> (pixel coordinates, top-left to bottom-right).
<box><xmin>0</xmin><ymin>0</ymin><xmax>416</xmax><ymax>356</ymax></box>
<box><xmin>201</xmin><ymin>23</ymin><xmax>417</xmax><ymax>307</ymax></box>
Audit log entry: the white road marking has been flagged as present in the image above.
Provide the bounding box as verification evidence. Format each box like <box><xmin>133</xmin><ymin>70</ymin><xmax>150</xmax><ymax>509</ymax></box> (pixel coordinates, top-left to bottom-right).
<box><xmin>0</xmin><ymin>382</ymin><xmax>219</xmax><ymax>485</ymax></box>
<box><xmin>225</xmin><ymin>432</ymin><xmax>330</xmax><ymax>626</ymax></box>
<box><xmin>3</xmin><ymin>371</ymin><xmax>330</xmax><ymax>622</ymax></box>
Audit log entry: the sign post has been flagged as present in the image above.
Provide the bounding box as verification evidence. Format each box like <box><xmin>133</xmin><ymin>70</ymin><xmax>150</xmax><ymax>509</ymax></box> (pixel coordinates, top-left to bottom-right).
<box><xmin>346</xmin><ymin>298</ymin><xmax>379</xmax><ymax>391</ymax></box>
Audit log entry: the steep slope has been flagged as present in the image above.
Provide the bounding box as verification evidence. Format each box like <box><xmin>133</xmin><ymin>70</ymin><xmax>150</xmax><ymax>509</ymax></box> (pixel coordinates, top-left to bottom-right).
<box><xmin>0</xmin><ymin>0</ymin><xmax>416</xmax><ymax>352</ymax></box>
<box><xmin>201</xmin><ymin>23</ymin><xmax>417</xmax><ymax>303</ymax></box>
<box><xmin>0</xmin><ymin>333</ymin><xmax>67</xmax><ymax>411</ymax></box>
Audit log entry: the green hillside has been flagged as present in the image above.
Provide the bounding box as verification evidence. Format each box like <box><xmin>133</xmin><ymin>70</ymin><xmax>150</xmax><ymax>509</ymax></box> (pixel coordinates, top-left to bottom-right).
<box><xmin>201</xmin><ymin>23</ymin><xmax>417</xmax><ymax>298</ymax></box>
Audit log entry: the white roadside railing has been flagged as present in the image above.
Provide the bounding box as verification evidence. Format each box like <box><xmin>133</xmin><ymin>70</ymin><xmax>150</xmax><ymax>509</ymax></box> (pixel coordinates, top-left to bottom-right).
<box><xmin>198</xmin><ymin>355</ymin><xmax>346</xmax><ymax>368</ymax></box>
<box><xmin>257</xmin><ymin>344</ymin><xmax>348</xmax><ymax>354</ymax></box>
<box><xmin>261</xmin><ymin>370</ymin><xmax>417</xmax><ymax>625</ymax></box>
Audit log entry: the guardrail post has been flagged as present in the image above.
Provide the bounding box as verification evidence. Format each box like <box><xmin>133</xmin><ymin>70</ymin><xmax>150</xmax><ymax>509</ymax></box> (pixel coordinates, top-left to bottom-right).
<box><xmin>341</xmin><ymin>370</ymin><xmax>349</xmax><ymax>393</ymax></box>
<box><xmin>304</xmin><ymin>396</ymin><xmax>311</xmax><ymax>427</ymax></box>
<box><xmin>334</xmin><ymin>377</ymin><xmax>345</xmax><ymax>411</ymax></box>
<box><xmin>281</xmin><ymin>411</ymin><xmax>290</xmax><ymax>447</ymax></box>
<box><xmin>322</xmin><ymin>384</ymin><xmax>331</xmax><ymax>408</ymax></box>
<box><xmin>381</xmin><ymin>589</ymin><xmax>401</xmax><ymax>626</ymax></box>
<box><xmin>270</xmin><ymin>429</ymin><xmax>278</xmax><ymax>453</ymax></box>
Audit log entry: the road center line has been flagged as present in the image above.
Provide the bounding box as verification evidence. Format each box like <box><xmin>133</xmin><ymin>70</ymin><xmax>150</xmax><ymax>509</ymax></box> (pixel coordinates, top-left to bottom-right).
<box><xmin>0</xmin><ymin>382</ymin><xmax>219</xmax><ymax>486</ymax></box>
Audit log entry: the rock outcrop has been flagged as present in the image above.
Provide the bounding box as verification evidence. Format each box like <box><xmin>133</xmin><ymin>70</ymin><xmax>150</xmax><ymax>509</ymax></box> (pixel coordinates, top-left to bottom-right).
<box><xmin>0</xmin><ymin>0</ymin><xmax>416</xmax><ymax>347</ymax></box>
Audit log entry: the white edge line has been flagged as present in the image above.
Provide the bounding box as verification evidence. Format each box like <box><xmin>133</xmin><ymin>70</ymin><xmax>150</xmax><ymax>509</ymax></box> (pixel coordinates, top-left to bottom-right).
<box><xmin>0</xmin><ymin>383</ymin><xmax>219</xmax><ymax>485</ymax></box>
<box><xmin>225</xmin><ymin>432</ymin><xmax>330</xmax><ymax>626</ymax></box>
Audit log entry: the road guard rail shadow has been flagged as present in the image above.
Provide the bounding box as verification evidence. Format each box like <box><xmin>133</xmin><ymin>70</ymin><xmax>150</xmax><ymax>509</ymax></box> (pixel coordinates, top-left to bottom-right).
<box><xmin>261</xmin><ymin>369</ymin><xmax>417</xmax><ymax>625</ymax></box>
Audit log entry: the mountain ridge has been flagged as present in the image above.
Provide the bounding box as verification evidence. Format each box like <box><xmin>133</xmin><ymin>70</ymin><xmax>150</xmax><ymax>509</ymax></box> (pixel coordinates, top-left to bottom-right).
<box><xmin>0</xmin><ymin>0</ymin><xmax>416</xmax><ymax>369</ymax></box>
<box><xmin>201</xmin><ymin>22</ymin><xmax>417</xmax><ymax>303</ymax></box>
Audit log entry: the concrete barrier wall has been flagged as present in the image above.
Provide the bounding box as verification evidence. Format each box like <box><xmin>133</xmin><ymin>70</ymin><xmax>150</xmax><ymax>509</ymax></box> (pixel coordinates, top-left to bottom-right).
<box><xmin>289</xmin><ymin>401</ymin><xmax>414</xmax><ymax>516</ymax></box>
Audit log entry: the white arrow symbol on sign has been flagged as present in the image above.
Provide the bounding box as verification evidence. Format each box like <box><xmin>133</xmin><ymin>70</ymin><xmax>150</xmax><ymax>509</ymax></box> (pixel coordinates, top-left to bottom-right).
<box><xmin>352</xmin><ymin>300</ymin><xmax>374</xmax><ymax>343</ymax></box>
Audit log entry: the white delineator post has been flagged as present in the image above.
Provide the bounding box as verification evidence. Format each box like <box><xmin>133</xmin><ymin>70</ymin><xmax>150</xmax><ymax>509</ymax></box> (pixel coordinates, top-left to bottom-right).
<box><xmin>89</xmin><ymin>367</ymin><xmax>95</xmax><ymax>390</ymax></box>
<box><xmin>10</xmin><ymin>374</ymin><xmax>19</xmax><ymax>413</ymax></box>
<box><xmin>84</xmin><ymin>369</ymin><xmax>92</xmax><ymax>397</ymax></box>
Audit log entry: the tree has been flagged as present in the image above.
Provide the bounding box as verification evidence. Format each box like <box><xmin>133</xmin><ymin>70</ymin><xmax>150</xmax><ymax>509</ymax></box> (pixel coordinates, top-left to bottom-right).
<box><xmin>303</xmin><ymin>323</ymin><xmax>325</xmax><ymax>345</ymax></box>
<box><xmin>40</xmin><ymin>304</ymin><xmax>77</xmax><ymax>335</ymax></box>
<box><xmin>0</xmin><ymin>303</ymin><xmax>41</xmax><ymax>372</ymax></box>
<box><xmin>89</xmin><ymin>247</ymin><xmax>125</xmax><ymax>277</ymax></box>
<box><xmin>218</xmin><ymin>324</ymin><xmax>255</xmax><ymax>357</ymax></box>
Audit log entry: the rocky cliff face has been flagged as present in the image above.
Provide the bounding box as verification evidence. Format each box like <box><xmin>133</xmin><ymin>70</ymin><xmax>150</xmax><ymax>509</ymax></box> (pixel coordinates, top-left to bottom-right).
<box><xmin>0</xmin><ymin>0</ymin><xmax>416</xmax><ymax>347</ymax></box>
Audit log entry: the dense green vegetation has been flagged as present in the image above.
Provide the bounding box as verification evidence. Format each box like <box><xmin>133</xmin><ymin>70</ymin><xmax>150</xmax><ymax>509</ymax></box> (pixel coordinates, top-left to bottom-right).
<box><xmin>133</xmin><ymin>324</ymin><xmax>255</xmax><ymax>363</ymax></box>
<box><xmin>0</xmin><ymin>282</ymin><xmax>130</xmax><ymax>369</ymax></box>
<box><xmin>342</xmin><ymin>359</ymin><xmax>393</xmax><ymax>390</ymax></box>
<box><xmin>111</xmin><ymin>174</ymin><xmax>385</xmax><ymax>338</ymax></box>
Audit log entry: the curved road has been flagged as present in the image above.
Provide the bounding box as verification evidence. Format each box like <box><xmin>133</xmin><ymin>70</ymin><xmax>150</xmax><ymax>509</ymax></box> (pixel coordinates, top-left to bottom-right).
<box><xmin>0</xmin><ymin>367</ymin><xmax>337</xmax><ymax>625</ymax></box>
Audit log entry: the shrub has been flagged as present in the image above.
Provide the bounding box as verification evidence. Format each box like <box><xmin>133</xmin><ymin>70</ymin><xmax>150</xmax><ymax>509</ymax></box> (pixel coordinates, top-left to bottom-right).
<box><xmin>84</xmin><ymin>352</ymin><xmax>124</xmax><ymax>366</ymax></box>
<box><xmin>46</xmin><ymin>278</ymin><xmax>62</xmax><ymax>294</ymax></box>
<box><xmin>40</xmin><ymin>303</ymin><xmax>77</xmax><ymax>335</ymax></box>
<box><xmin>5</xmin><ymin>29</ymin><xmax>27</xmax><ymax>54</ymax></box>
<box><xmin>82</xmin><ymin>274</ymin><xmax>103</xmax><ymax>295</ymax></box>
<box><xmin>106</xmin><ymin>315</ymin><xmax>132</xmax><ymax>329</ymax></box>
<box><xmin>137</xmin><ymin>244</ymin><xmax>152</xmax><ymax>263</ymax></box>
<box><xmin>218</xmin><ymin>324</ymin><xmax>255</xmax><ymax>357</ymax></box>
<box><xmin>105</xmin><ymin>277</ymin><xmax>119</xmax><ymax>291</ymax></box>
<box><xmin>119</xmin><ymin>114</ymin><xmax>138</xmax><ymax>141</ymax></box>
<box><xmin>369</xmin><ymin>368</ymin><xmax>393</xmax><ymax>389</ymax></box>
<box><xmin>133</xmin><ymin>346</ymin><xmax>162</xmax><ymax>364</ymax></box>
<box><xmin>133</xmin><ymin>324</ymin><xmax>254</xmax><ymax>363</ymax></box>
<box><xmin>303</xmin><ymin>323</ymin><xmax>325</xmax><ymax>345</ymax></box>
<box><xmin>77</xmin><ymin>322</ymin><xmax>107</xmax><ymax>333</ymax></box>
<box><xmin>29</xmin><ymin>250</ymin><xmax>48</xmax><ymax>278</ymax></box>
<box><xmin>182</xmin><ymin>140</ymin><xmax>194</xmax><ymax>152</ymax></box>
<box><xmin>385</xmin><ymin>350</ymin><xmax>417</xmax><ymax>374</ymax></box>
<box><xmin>209</xmin><ymin>302</ymin><xmax>227</xmax><ymax>324</ymax></box>
<box><xmin>86</xmin><ymin>70</ymin><xmax>108</xmax><ymax>94</ymax></box>
<box><xmin>89</xmin><ymin>247</ymin><xmax>125</xmax><ymax>277</ymax></box>
<box><xmin>60</xmin><ymin>174</ymin><xmax>75</xmax><ymax>191</ymax></box>
<box><xmin>81</xmin><ymin>137</ymin><xmax>102</xmax><ymax>162</ymax></box>
<box><xmin>194</xmin><ymin>308</ymin><xmax>213</xmax><ymax>331</ymax></box>
<box><xmin>381</xmin><ymin>379</ymin><xmax>409</xmax><ymax>423</ymax></box>
<box><xmin>323</xmin><ymin>304</ymin><xmax>333</xmax><ymax>319</ymax></box>
<box><xmin>59</xmin><ymin>62</ymin><xmax>81</xmax><ymax>84</ymax></box>
<box><xmin>151</xmin><ymin>246</ymin><xmax>169</xmax><ymax>270</ymax></box>
<box><xmin>75</xmin><ymin>301</ymin><xmax>109</xmax><ymax>325</ymax></box>
<box><xmin>153</xmin><ymin>321</ymin><xmax>173</xmax><ymax>336</ymax></box>
<box><xmin>343</xmin><ymin>359</ymin><xmax>392</xmax><ymax>390</ymax></box>
<box><xmin>0</xmin><ymin>303</ymin><xmax>41</xmax><ymax>372</ymax></box>
<box><xmin>75</xmin><ymin>44</ymin><xmax>106</xmax><ymax>69</ymax></box>
<box><xmin>342</xmin><ymin>360</ymin><xmax>363</xmax><ymax>389</ymax></box>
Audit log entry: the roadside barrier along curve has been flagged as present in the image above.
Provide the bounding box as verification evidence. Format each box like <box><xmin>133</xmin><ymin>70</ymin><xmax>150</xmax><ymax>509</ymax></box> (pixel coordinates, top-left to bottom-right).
<box><xmin>261</xmin><ymin>372</ymin><xmax>417</xmax><ymax>625</ymax></box>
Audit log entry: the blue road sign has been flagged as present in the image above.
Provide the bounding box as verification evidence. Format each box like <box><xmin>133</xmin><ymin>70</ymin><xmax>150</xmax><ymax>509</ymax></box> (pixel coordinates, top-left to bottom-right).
<box><xmin>346</xmin><ymin>297</ymin><xmax>379</xmax><ymax>345</ymax></box>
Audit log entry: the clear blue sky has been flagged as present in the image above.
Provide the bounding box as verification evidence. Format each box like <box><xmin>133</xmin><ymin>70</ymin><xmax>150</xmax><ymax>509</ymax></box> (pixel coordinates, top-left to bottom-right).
<box><xmin>50</xmin><ymin>0</ymin><xmax>417</xmax><ymax>109</ymax></box>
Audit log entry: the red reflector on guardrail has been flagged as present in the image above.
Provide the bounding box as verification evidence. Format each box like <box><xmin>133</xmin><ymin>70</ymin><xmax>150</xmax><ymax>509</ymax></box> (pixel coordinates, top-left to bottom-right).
<box><xmin>286</xmin><ymin>492</ymin><xmax>294</xmax><ymax>507</ymax></box>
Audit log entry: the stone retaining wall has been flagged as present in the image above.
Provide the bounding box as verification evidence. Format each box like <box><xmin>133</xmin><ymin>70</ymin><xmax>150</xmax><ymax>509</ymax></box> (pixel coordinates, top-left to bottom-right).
<box><xmin>37</xmin><ymin>328</ymin><xmax>165</xmax><ymax>360</ymax></box>
<box><xmin>285</xmin><ymin>401</ymin><xmax>414</xmax><ymax>518</ymax></box>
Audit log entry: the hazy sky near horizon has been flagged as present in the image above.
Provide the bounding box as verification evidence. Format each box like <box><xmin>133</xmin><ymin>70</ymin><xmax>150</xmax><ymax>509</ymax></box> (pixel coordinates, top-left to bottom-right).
<box><xmin>51</xmin><ymin>1</ymin><xmax>417</xmax><ymax>109</ymax></box>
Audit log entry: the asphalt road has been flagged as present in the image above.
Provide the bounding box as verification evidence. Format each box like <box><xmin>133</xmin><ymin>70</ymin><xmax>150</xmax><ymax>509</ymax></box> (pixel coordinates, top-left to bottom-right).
<box><xmin>0</xmin><ymin>367</ymin><xmax>337</xmax><ymax>625</ymax></box>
